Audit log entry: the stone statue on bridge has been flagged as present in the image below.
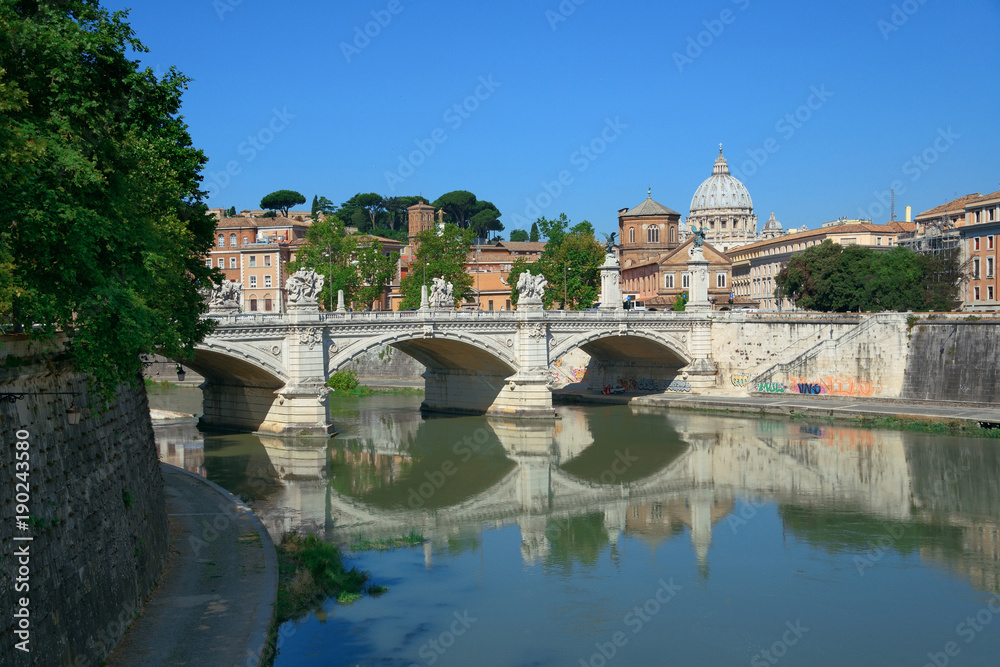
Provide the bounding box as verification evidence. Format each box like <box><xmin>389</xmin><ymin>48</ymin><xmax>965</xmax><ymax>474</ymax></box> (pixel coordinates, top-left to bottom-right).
<box><xmin>428</xmin><ymin>277</ymin><xmax>454</xmax><ymax>309</ymax></box>
<box><xmin>208</xmin><ymin>279</ymin><xmax>242</xmax><ymax>310</ymax></box>
<box><xmin>286</xmin><ymin>268</ymin><xmax>325</xmax><ymax>307</ymax></box>
<box><xmin>517</xmin><ymin>271</ymin><xmax>548</xmax><ymax>303</ymax></box>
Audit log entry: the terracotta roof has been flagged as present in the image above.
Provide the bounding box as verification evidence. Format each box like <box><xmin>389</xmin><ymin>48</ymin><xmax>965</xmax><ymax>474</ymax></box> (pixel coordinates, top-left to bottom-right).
<box><xmin>969</xmin><ymin>190</ymin><xmax>1000</xmax><ymax>206</ymax></box>
<box><xmin>622</xmin><ymin>195</ymin><xmax>681</xmax><ymax>218</ymax></box>
<box><xmin>357</xmin><ymin>234</ymin><xmax>405</xmax><ymax>246</ymax></box>
<box><xmin>887</xmin><ymin>221</ymin><xmax>917</xmax><ymax>233</ymax></box>
<box><xmin>726</xmin><ymin>223</ymin><xmax>905</xmax><ymax>255</ymax></box>
<box><xmin>214</xmin><ymin>215</ymin><xmax>307</xmax><ymax>230</ymax></box>
<box><xmin>497</xmin><ymin>241</ymin><xmax>546</xmax><ymax>252</ymax></box>
<box><xmin>914</xmin><ymin>194</ymin><xmax>981</xmax><ymax>220</ymax></box>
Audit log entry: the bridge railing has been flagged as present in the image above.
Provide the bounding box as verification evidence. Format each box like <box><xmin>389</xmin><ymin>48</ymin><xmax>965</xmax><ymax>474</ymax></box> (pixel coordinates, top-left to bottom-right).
<box><xmin>203</xmin><ymin>308</ymin><xmax>873</xmax><ymax>327</ymax></box>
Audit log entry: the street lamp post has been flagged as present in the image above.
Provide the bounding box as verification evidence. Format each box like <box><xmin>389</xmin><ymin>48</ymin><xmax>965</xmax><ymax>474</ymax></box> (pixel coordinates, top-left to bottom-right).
<box><xmin>327</xmin><ymin>244</ymin><xmax>333</xmax><ymax>312</ymax></box>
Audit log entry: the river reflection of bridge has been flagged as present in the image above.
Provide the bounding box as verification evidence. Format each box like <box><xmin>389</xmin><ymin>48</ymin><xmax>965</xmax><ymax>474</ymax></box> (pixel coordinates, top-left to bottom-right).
<box><xmin>153</xmin><ymin>405</ymin><xmax>1000</xmax><ymax>596</ymax></box>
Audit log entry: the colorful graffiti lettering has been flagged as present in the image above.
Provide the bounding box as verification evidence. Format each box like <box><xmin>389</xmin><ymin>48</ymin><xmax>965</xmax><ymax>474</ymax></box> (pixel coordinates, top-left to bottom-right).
<box><xmin>786</xmin><ymin>375</ymin><xmax>883</xmax><ymax>397</ymax></box>
<box><xmin>571</xmin><ymin>368</ymin><xmax>588</xmax><ymax>382</ymax></box>
<box><xmin>731</xmin><ymin>374</ymin><xmax>753</xmax><ymax>388</ymax></box>
<box><xmin>601</xmin><ymin>378</ymin><xmax>692</xmax><ymax>394</ymax></box>
<box><xmin>756</xmin><ymin>382</ymin><xmax>787</xmax><ymax>393</ymax></box>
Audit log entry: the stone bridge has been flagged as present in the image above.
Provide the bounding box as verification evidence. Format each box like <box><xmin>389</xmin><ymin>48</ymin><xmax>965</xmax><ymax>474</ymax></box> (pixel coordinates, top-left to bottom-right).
<box><xmin>187</xmin><ymin>306</ymin><xmax>718</xmax><ymax>436</ymax></box>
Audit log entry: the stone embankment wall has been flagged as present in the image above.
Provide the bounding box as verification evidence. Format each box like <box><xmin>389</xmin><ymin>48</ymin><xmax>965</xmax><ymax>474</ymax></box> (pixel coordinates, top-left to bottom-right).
<box><xmin>710</xmin><ymin>314</ymin><xmax>865</xmax><ymax>392</ymax></box>
<box><xmin>746</xmin><ymin>314</ymin><xmax>1000</xmax><ymax>404</ymax></box>
<box><xmin>902</xmin><ymin>320</ymin><xmax>1000</xmax><ymax>404</ymax></box>
<box><xmin>343</xmin><ymin>344</ymin><xmax>425</xmax><ymax>381</ymax></box>
<box><xmin>0</xmin><ymin>337</ymin><xmax>168</xmax><ymax>667</ymax></box>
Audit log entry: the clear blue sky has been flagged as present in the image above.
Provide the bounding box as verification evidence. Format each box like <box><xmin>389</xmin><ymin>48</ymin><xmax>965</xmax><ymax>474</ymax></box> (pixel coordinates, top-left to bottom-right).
<box><xmin>103</xmin><ymin>0</ymin><xmax>1000</xmax><ymax>237</ymax></box>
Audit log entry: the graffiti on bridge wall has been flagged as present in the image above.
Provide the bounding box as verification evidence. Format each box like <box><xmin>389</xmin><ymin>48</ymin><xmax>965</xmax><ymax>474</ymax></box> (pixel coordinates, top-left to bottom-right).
<box><xmin>601</xmin><ymin>377</ymin><xmax>692</xmax><ymax>394</ymax></box>
<box><xmin>787</xmin><ymin>375</ymin><xmax>883</xmax><ymax>397</ymax></box>
<box><xmin>753</xmin><ymin>375</ymin><xmax>883</xmax><ymax>397</ymax></box>
<box><xmin>731</xmin><ymin>374</ymin><xmax>753</xmax><ymax>389</ymax></box>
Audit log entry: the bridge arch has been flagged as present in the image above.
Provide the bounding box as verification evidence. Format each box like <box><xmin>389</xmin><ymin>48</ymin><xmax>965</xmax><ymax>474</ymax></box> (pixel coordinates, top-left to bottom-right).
<box><xmin>188</xmin><ymin>342</ymin><xmax>290</xmax><ymax>434</ymax></box>
<box><xmin>550</xmin><ymin>329</ymin><xmax>692</xmax><ymax>368</ymax></box>
<box><xmin>329</xmin><ymin>330</ymin><xmax>518</xmax><ymax>376</ymax></box>
<box><xmin>330</xmin><ymin>330</ymin><xmax>521</xmax><ymax>416</ymax></box>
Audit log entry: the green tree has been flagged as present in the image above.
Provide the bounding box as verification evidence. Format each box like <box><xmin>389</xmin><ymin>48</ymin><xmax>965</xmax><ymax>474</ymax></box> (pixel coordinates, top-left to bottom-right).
<box><xmin>776</xmin><ymin>240</ymin><xmax>962</xmax><ymax>312</ymax></box>
<box><xmin>226</xmin><ymin>206</ymin><xmax>237</xmax><ymax>218</ymax></box>
<box><xmin>398</xmin><ymin>224</ymin><xmax>475</xmax><ymax>309</ymax></box>
<box><xmin>509</xmin><ymin>229</ymin><xmax>529</xmax><ymax>242</ymax></box>
<box><xmin>311</xmin><ymin>195</ymin><xmax>335</xmax><ymax>219</ymax></box>
<box><xmin>353</xmin><ymin>237</ymin><xmax>399</xmax><ymax>310</ymax></box>
<box><xmin>287</xmin><ymin>216</ymin><xmax>359</xmax><ymax>310</ymax></box>
<box><xmin>529</xmin><ymin>222</ymin><xmax>540</xmax><ymax>242</ymax></box>
<box><xmin>0</xmin><ymin>0</ymin><xmax>217</xmax><ymax>402</ymax></box>
<box><xmin>432</xmin><ymin>190</ymin><xmax>478</xmax><ymax>226</ymax></box>
<box><xmin>511</xmin><ymin>214</ymin><xmax>601</xmax><ymax>310</ymax></box>
<box><xmin>260</xmin><ymin>189</ymin><xmax>306</xmax><ymax>216</ymax></box>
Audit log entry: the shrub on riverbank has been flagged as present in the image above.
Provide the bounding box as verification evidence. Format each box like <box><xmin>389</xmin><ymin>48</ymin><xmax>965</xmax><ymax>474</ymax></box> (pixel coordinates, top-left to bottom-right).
<box><xmin>264</xmin><ymin>533</ymin><xmax>388</xmax><ymax>664</ymax></box>
<box><xmin>350</xmin><ymin>530</ymin><xmax>425</xmax><ymax>551</ymax></box>
<box><xmin>275</xmin><ymin>533</ymin><xmax>386</xmax><ymax>621</ymax></box>
<box><xmin>327</xmin><ymin>385</ymin><xmax>424</xmax><ymax>398</ymax></box>
<box><xmin>327</xmin><ymin>369</ymin><xmax>360</xmax><ymax>391</ymax></box>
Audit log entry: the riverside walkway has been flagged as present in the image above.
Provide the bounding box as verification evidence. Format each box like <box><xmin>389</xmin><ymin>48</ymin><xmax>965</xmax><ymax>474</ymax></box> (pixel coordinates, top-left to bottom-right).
<box><xmin>106</xmin><ymin>464</ymin><xmax>277</xmax><ymax>667</ymax></box>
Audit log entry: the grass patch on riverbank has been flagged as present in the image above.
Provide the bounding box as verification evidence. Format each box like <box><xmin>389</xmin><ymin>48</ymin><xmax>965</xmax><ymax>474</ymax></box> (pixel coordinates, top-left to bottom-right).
<box><xmin>263</xmin><ymin>533</ymin><xmax>387</xmax><ymax>665</ymax></box>
<box><xmin>849</xmin><ymin>415</ymin><xmax>1000</xmax><ymax>438</ymax></box>
<box><xmin>143</xmin><ymin>378</ymin><xmax>174</xmax><ymax>388</ymax></box>
<box><xmin>327</xmin><ymin>385</ymin><xmax>424</xmax><ymax>398</ymax></box>
<box><xmin>351</xmin><ymin>530</ymin><xmax>425</xmax><ymax>551</ymax></box>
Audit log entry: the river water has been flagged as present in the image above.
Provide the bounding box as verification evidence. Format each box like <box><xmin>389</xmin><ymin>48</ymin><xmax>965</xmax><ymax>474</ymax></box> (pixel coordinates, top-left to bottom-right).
<box><xmin>148</xmin><ymin>387</ymin><xmax>1000</xmax><ymax>666</ymax></box>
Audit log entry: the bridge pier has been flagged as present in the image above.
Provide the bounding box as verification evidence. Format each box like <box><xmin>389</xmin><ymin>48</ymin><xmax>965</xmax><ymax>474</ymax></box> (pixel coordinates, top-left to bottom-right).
<box><xmin>680</xmin><ymin>321</ymin><xmax>718</xmax><ymax>392</ymax></box>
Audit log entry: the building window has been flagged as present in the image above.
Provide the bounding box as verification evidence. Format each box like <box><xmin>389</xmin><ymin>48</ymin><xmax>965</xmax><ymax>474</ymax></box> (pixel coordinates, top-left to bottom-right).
<box><xmin>218</xmin><ymin>234</ymin><xmax>224</xmax><ymax>247</ymax></box>
<box><xmin>264</xmin><ymin>296</ymin><xmax>273</xmax><ymax>311</ymax></box>
<box><xmin>249</xmin><ymin>256</ymin><xmax>257</xmax><ymax>267</ymax></box>
<box><xmin>217</xmin><ymin>258</ymin><xmax>224</xmax><ymax>269</ymax></box>
<box><xmin>976</xmin><ymin>211</ymin><xmax>982</xmax><ymax>223</ymax></box>
<box><xmin>973</xmin><ymin>258</ymin><xmax>980</xmax><ymax>279</ymax></box>
<box><xmin>974</xmin><ymin>286</ymin><xmax>981</xmax><ymax>301</ymax></box>
<box><xmin>264</xmin><ymin>255</ymin><xmax>271</xmax><ymax>267</ymax></box>
<box><xmin>716</xmin><ymin>272</ymin><xmax>727</xmax><ymax>288</ymax></box>
<box><xmin>629</xmin><ymin>227</ymin><xmax>635</xmax><ymax>244</ymax></box>
<box><xmin>990</xmin><ymin>209</ymin><xmax>996</xmax><ymax>222</ymax></box>
<box><xmin>989</xmin><ymin>236</ymin><xmax>995</xmax><ymax>250</ymax></box>
<box><xmin>488</xmin><ymin>300</ymin><xmax>494</xmax><ymax>311</ymax></box>
<box><xmin>670</xmin><ymin>227</ymin><xmax>675</xmax><ymax>244</ymax></box>
<box><xmin>665</xmin><ymin>274</ymin><xmax>674</xmax><ymax>289</ymax></box>
<box><xmin>250</xmin><ymin>297</ymin><xmax>258</xmax><ymax>311</ymax></box>
<box><xmin>974</xmin><ymin>237</ymin><xmax>981</xmax><ymax>251</ymax></box>
<box><xmin>249</xmin><ymin>275</ymin><xmax>257</xmax><ymax>288</ymax></box>
<box><xmin>647</xmin><ymin>226</ymin><xmax>659</xmax><ymax>243</ymax></box>
<box><xmin>205</xmin><ymin>259</ymin><xmax>212</xmax><ymax>268</ymax></box>
<box><xmin>990</xmin><ymin>286</ymin><xmax>995</xmax><ymax>301</ymax></box>
<box><xmin>876</xmin><ymin>237</ymin><xmax>882</xmax><ymax>246</ymax></box>
<box><xmin>988</xmin><ymin>257</ymin><xmax>994</xmax><ymax>278</ymax></box>
<box><xmin>230</xmin><ymin>257</ymin><xmax>237</xmax><ymax>269</ymax></box>
<box><xmin>243</xmin><ymin>236</ymin><xmax>248</xmax><ymax>245</ymax></box>
<box><xmin>264</xmin><ymin>275</ymin><xmax>272</xmax><ymax>288</ymax></box>
<box><xmin>229</xmin><ymin>233</ymin><xmax>237</xmax><ymax>247</ymax></box>
<box><xmin>506</xmin><ymin>299</ymin><xmax>511</xmax><ymax>310</ymax></box>
<box><xmin>682</xmin><ymin>272</ymin><xmax>690</xmax><ymax>288</ymax></box>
